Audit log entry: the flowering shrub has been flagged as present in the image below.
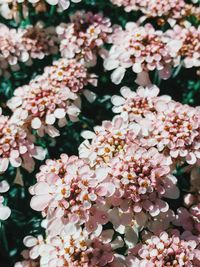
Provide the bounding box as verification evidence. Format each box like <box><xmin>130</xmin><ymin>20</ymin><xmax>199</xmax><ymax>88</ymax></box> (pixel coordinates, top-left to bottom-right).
<box><xmin>0</xmin><ymin>0</ymin><xmax>200</xmax><ymax>266</ymax></box>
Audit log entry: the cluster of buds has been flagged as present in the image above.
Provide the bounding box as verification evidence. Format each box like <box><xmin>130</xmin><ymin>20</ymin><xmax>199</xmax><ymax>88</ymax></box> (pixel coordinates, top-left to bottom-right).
<box><xmin>0</xmin><ymin>23</ymin><xmax>58</xmax><ymax>77</ymax></box>
<box><xmin>0</xmin><ymin>108</ymin><xmax>46</xmax><ymax>173</ymax></box>
<box><xmin>127</xmin><ymin>231</ymin><xmax>200</xmax><ymax>266</ymax></box>
<box><xmin>7</xmin><ymin>58</ymin><xmax>97</xmax><ymax>137</ymax></box>
<box><xmin>57</xmin><ymin>11</ymin><xmax>113</xmax><ymax>66</ymax></box>
<box><xmin>104</xmin><ymin>23</ymin><xmax>182</xmax><ymax>84</ymax></box>
<box><xmin>166</xmin><ymin>24</ymin><xmax>200</xmax><ymax>69</ymax></box>
<box><xmin>104</xmin><ymin>22</ymin><xmax>200</xmax><ymax>84</ymax></box>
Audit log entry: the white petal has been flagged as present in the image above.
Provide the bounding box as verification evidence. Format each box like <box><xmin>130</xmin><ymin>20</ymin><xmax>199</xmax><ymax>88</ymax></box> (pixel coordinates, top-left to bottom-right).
<box><xmin>83</xmin><ymin>89</ymin><xmax>96</xmax><ymax>103</ymax></box>
<box><xmin>0</xmin><ymin>206</ymin><xmax>11</xmax><ymax>220</ymax></box>
<box><xmin>125</xmin><ymin>227</ymin><xmax>138</xmax><ymax>248</ymax></box>
<box><xmin>111</xmin><ymin>95</ymin><xmax>125</xmax><ymax>106</ymax></box>
<box><xmin>132</xmin><ymin>63</ymin><xmax>142</xmax><ymax>73</ymax></box>
<box><xmin>54</xmin><ymin>108</ymin><xmax>66</xmax><ymax>119</ymax></box>
<box><xmin>31</xmin><ymin>118</ymin><xmax>42</xmax><ymax>129</ymax></box>
<box><xmin>111</xmin><ymin>67</ymin><xmax>125</xmax><ymax>85</ymax></box>
<box><xmin>104</xmin><ymin>59</ymin><xmax>119</xmax><ymax>70</ymax></box>
<box><xmin>34</xmin><ymin>182</ymin><xmax>51</xmax><ymax>195</ymax></box>
<box><xmin>0</xmin><ymin>158</ymin><xmax>9</xmax><ymax>172</ymax></box>
<box><xmin>23</xmin><ymin>236</ymin><xmax>38</xmax><ymax>247</ymax></box>
<box><xmin>10</xmin><ymin>157</ymin><xmax>22</xmax><ymax>168</ymax></box>
<box><xmin>95</xmin><ymin>167</ymin><xmax>109</xmax><ymax>182</ymax></box>
<box><xmin>33</xmin><ymin>147</ymin><xmax>46</xmax><ymax>161</ymax></box>
<box><xmin>135</xmin><ymin>71</ymin><xmax>151</xmax><ymax>86</ymax></box>
<box><xmin>186</xmin><ymin>153</ymin><xmax>197</xmax><ymax>165</ymax></box>
<box><xmin>0</xmin><ymin>180</ymin><xmax>9</xmax><ymax>193</ymax></box>
<box><xmin>30</xmin><ymin>195</ymin><xmax>52</xmax><ymax>211</ymax></box>
<box><xmin>45</xmin><ymin>114</ymin><xmax>56</xmax><ymax>125</ymax></box>
<box><xmin>81</xmin><ymin>130</ymin><xmax>96</xmax><ymax>139</ymax></box>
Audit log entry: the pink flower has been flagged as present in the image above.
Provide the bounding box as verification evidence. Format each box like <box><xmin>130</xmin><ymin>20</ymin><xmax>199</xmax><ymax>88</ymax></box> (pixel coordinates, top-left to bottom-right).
<box><xmin>111</xmin><ymin>86</ymin><xmax>200</xmax><ymax>165</ymax></box>
<box><xmin>20</xmin><ymin>227</ymin><xmax>118</xmax><ymax>267</ymax></box>
<box><xmin>20</xmin><ymin>23</ymin><xmax>58</xmax><ymax>60</ymax></box>
<box><xmin>79</xmin><ymin>115</ymin><xmax>140</xmax><ymax>166</ymax></box>
<box><xmin>111</xmin><ymin>85</ymin><xmax>171</xmax><ymax>126</ymax></box>
<box><xmin>144</xmin><ymin>102</ymin><xmax>200</xmax><ymax>165</ymax></box>
<box><xmin>108</xmin><ymin>145</ymin><xmax>179</xmax><ymax>216</ymax></box>
<box><xmin>0</xmin><ymin>23</ymin><xmax>57</xmax><ymax>76</ymax></box>
<box><xmin>0</xmin><ymin>110</ymin><xmax>46</xmax><ymax>173</ymax></box>
<box><xmin>110</xmin><ymin>0</ymin><xmax>199</xmax><ymax>23</ymax></box>
<box><xmin>57</xmin><ymin>11</ymin><xmax>113</xmax><ymax>66</ymax></box>
<box><xmin>0</xmin><ymin>23</ymin><xmax>22</xmax><ymax>75</ymax></box>
<box><xmin>166</xmin><ymin>24</ymin><xmax>200</xmax><ymax>69</ymax></box>
<box><xmin>127</xmin><ymin>231</ymin><xmax>200</xmax><ymax>267</ymax></box>
<box><xmin>104</xmin><ymin>22</ymin><xmax>182</xmax><ymax>84</ymax></box>
<box><xmin>30</xmin><ymin>154</ymin><xmax>109</xmax><ymax>235</ymax></box>
<box><xmin>7</xmin><ymin>58</ymin><xmax>97</xmax><ymax>137</ymax></box>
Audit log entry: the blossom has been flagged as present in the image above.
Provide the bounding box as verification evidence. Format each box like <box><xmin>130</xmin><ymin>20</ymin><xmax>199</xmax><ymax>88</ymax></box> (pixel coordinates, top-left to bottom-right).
<box><xmin>0</xmin><ymin>23</ymin><xmax>22</xmax><ymax>74</ymax></box>
<box><xmin>30</xmin><ymin>154</ymin><xmax>109</xmax><ymax>235</ymax></box>
<box><xmin>20</xmin><ymin>23</ymin><xmax>58</xmax><ymax>61</ymax></box>
<box><xmin>57</xmin><ymin>11</ymin><xmax>112</xmax><ymax>66</ymax></box>
<box><xmin>104</xmin><ymin>23</ymin><xmax>181</xmax><ymax>84</ymax></box>
<box><xmin>0</xmin><ymin>23</ymin><xmax>57</xmax><ymax>76</ymax></box>
<box><xmin>19</xmin><ymin>226</ymin><xmax>119</xmax><ymax>267</ymax></box>
<box><xmin>144</xmin><ymin>101</ymin><xmax>200</xmax><ymax>165</ymax></box>
<box><xmin>166</xmin><ymin>24</ymin><xmax>200</xmax><ymax>69</ymax></box>
<box><xmin>0</xmin><ymin>110</ymin><xmax>46</xmax><ymax>173</ymax></box>
<box><xmin>108</xmin><ymin>145</ymin><xmax>179</xmax><ymax>216</ymax></box>
<box><xmin>127</xmin><ymin>231</ymin><xmax>200</xmax><ymax>267</ymax></box>
<box><xmin>111</xmin><ymin>86</ymin><xmax>200</xmax><ymax>165</ymax></box>
<box><xmin>111</xmin><ymin>85</ymin><xmax>171</xmax><ymax>125</ymax></box>
<box><xmin>15</xmin><ymin>249</ymin><xmax>39</xmax><ymax>267</ymax></box>
<box><xmin>43</xmin><ymin>58</ymin><xmax>97</xmax><ymax>93</ymax></box>
<box><xmin>7</xmin><ymin>58</ymin><xmax>97</xmax><ymax>137</ymax></box>
<box><xmin>110</xmin><ymin>0</ymin><xmax>199</xmax><ymax>23</ymax></box>
<box><xmin>79</xmin><ymin>115</ymin><xmax>141</xmax><ymax>166</ymax></box>
<box><xmin>0</xmin><ymin>180</ymin><xmax>11</xmax><ymax>220</ymax></box>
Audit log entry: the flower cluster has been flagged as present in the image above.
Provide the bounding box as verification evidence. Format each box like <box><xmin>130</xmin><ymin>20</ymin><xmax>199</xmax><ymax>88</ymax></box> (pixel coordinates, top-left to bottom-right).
<box><xmin>57</xmin><ymin>11</ymin><xmax>113</xmax><ymax>66</ymax></box>
<box><xmin>0</xmin><ymin>0</ymin><xmax>81</xmax><ymax>21</ymax></box>
<box><xmin>110</xmin><ymin>0</ymin><xmax>200</xmax><ymax>23</ymax></box>
<box><xmin>104</xmin><ymin>23</ymin><xmax>182</xmax><ymax>84</ymax></box>
<box><xmin>127</xmin><ymin>231</ymin><xmax>200</xmax><ymax>266</ymax></box>
<box><xmin>0</xmin><ymin>109</ymin><xmax>46</xmax><ymax>173</ymax></box>
<box><xmin>15</xmin><ymin>85</ymin><xmax>200</xmax><ymax>266</ymax></box>
<box><xmin>112</xmin><ymin>86</ymin><xmax>200</xmax><ymax>165</ymax></box>
<box><xmin>15</xmin><ymin>226</ymin><xmax>124</xmax><ymax>267</ymax></box>
<box><xmin>29</xmin><ymin>154</ymin><xmax>109</xmax><ymax>235</ymax></box>
<box><xmin>7</xmin><ymin>58</ymin><xmax>97</xmax><ymax>137</ymax></box>
<box><xmin>166</xmin><ymin>24</ymin><xmax>200</xmax><ymax>69</ymax></box>
<box><xmin>0</xmin><ymin>23</ymin><xmax>58</xmax><ymax>76</ymax></box>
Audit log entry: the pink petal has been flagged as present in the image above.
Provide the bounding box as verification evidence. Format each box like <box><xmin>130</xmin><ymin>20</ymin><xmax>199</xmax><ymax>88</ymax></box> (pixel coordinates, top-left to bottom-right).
<box><xmin>30</xmin><ymin>195</ymin><xmax>52</xmax><ymax>211</ymax></box>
